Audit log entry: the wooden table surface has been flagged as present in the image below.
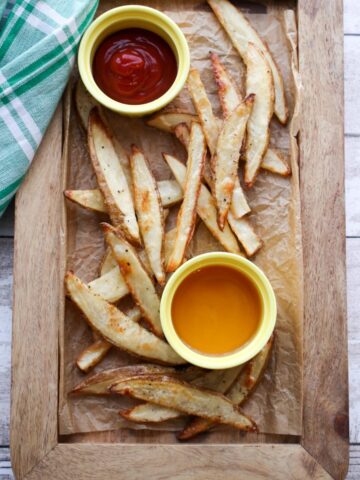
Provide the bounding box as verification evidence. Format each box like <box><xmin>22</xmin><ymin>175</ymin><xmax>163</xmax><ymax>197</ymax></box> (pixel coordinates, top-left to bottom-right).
<box><xmin>0</xmin><ymin>2</ymin><xmax>359</xmax><ymax>478</ymax></box>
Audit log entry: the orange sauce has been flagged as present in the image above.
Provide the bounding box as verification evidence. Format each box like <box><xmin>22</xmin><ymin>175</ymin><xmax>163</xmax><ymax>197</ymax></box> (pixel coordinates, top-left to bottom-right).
<box><xmin>171</xmin><ymin>265</ymin><xmax>262</xmax><ymax>355</ymax></box>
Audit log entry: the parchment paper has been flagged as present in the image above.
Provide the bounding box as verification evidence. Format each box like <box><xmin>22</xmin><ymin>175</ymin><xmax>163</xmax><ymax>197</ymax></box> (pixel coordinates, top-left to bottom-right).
<box><xmin>59</xmin><ymin>0</ymin><xmax>303</xmax><ymax>436</ymax></box>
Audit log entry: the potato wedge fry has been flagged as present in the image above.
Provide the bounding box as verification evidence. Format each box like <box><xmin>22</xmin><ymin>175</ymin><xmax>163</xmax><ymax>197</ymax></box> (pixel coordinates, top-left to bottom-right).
<box><xmin>64</xmin><ymin>180</ymin><xmax>182</xmax><ymax>215</ymax></box>
<box><xmin>163</xmin><ymin>154</ymin><xmax>240</xmax><ymax>254</ymax></box>
<box><xmin>210</xmin><ymin>52</ymin><xmax>291</xmax><ymax>180</ymax></box>
<box><xmin>72</xmin><ymin>365</ymin><xmax>175</xmax><ymax>395</ymax></box>
<box><xmin>146</xmin><ymin>111</ymin><xmax>198</xmax><ymax>133</ymax></box>
<box><xmin>64</xmin><ymin>189</ymin><xmax>107</xmax><ymax>213</ymax></box>
<box><xmin>124</xmin><ymin>366</ymin><xmax>242</xmax><ymax>423</ymax></box>
<box><xmin>187</xmin><ymin>69</ymin><xmax>251</xmax><ymax>221</ymax></box>
<box><xmin>227</xmin><ymin>214</ymin><xmax>262</xmax><ymax>257</ymax></box>
<box><xmin>178</xmin><ymin>335</ymin><xmax>274</xmax><ymax>439</ymax></box>
<box><xmin>210</xmin><ymin>52</ymin><xmax>240</xmax><ymax>118</ymax></box>
<box><xmin>76</xmin><ymin>307</ymin><xmax>142</xmax><ymax>372</ymax></box>
<box><xmin>88</xmin><ymin>110</ymin><xmax>140</xmax><ymax>244</ymax></box>
<box><xmin>174</xmin><ymin>123</ymin><xmax>190</xmax><ymax>149</ymax></box>
<box><xmin>262</xmin><ymin>148</ymin><xmax>291</xmax><ymax>176</ymax></box>
<box><xmin>113</xmin><ymin>374</ymin><xmax>257</xmax><ymax>431</ymax></box>
<box><xmin>130</xmin><ymin>145</ymin><xmax>166</xmax><ymax>284</ymax></box>
<box><xmin>214</xmin><ymin>95</ymin><xmax>254</xmax><ymax>229</ymax></box>
<box><xmin>187</xmin><ymin>68</ymin><xmax>219</xmax><ymax>156</ymax></box>
<box><xmin>244</xmin><ymin>43</ymin><xmax>275</xmax><ymax>187</ymax></box>
<box><xmin>103</xmin><ymin>224</ymin><xmax>163</xmax><ymax>337</ymax></box>
<box><xmin>100</xmin><ymin>248</ymin><xmax>118</xmax><ymax>276</ymax></box>
<box><xmin>167</xmin><ymin>123</ymin><xmax>206</xmax><ymax>272</ymax></box>
<box><xmin>150</xmin><ymin>109</ymin><xmax>289</xmax><ymax>177</ymax></box>
<box><xmin>65</xmin><ymin>272</ymin><xmax>185</xmax><ymax>365</ymax></box>
<box><xmin>88</xmin><ymin>267</ymin><xmax>128</xmax><ymax>303</ymax></box>
<box><xmin>75</xmin><ymin>80</ymin><xmax>100</xmax><ymax>130</ymax></box>
<box><xmin>208</xmin><ymin>0</ymin><xmax>287</xmax><ymax>124</ymax></box>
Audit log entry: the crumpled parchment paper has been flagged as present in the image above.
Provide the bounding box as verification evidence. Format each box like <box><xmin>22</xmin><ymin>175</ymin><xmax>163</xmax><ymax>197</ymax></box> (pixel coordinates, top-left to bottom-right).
<box><xmin>59</xmin><ymin>0</ymin><xmax>303</xmax><ymax>437</ymax></box>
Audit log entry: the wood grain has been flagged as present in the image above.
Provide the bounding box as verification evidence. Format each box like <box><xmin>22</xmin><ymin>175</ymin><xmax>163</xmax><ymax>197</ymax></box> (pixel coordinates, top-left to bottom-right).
<box><xmin>298</xmin><ymin>0</ymin><xmax>348</xmax><ymax>478</ymax></box>
<box><xmin>8</xmin><ymin>1</ymin><xmax>349</xmax><ymax>479</ymax></box>
<box><xmin>10</xmin><ymin>106</ymin><xmax>63</xmax><ymax>479</ymax></box>
<box><xmin>27</xmin><ymin>444</ymin><xmax>332</xmax><ymax>480</ymax></box>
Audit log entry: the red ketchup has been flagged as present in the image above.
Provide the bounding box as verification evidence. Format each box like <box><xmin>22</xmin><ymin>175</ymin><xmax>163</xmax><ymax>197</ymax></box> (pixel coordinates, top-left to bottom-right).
<box><xmin>93</xmin><ymin>28</ymin><xmax>178</xmax><ymax>105</ymax></box>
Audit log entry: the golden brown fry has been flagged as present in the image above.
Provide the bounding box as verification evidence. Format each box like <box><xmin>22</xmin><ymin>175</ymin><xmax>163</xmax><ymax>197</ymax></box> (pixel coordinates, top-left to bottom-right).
<box><xmin>210</xmin><ymin>53</ymin><xmax>291</xmax><ymax>180</ymax></box>
<box><xmin>244</xmin><ymin>43</ymin><xmax>275</xmax><ymax>187</ymax></box>
<box><xmin>65</xmin><ymin>272</ymin><xmax>185</xmax><ymax>365</ymax></box>
<box><xmin>88</xmin><ymin>110</ymin><xmax>140</xmax><ymax>244</ymax></box>
<box><xmin>207</xmin><ymin>0</ymin><xmax>287</xmax><ymax>124</ymax></box>
<box><xmin>100</xmin><ymin>248</ymin><xmax>118</xmax><ymax>276</ymax></box>
<box><xmin>72</xmin><ymin>365</ymin><xmax>175</xmax><ymax>395</ymax></box>
<box><xmin>178</xmin><ymin>335</ymin><xmax>274</xmax><ymax>440</ymax></box>
<box><xmin>103</xmin><ymin>224</ymin><xmax>162</xmax><ymax>337</ymax></box>
<box><xmin>124</xmin><ymin>366</ymin><xmax>242</xmax><ymax>423</ymax></box>
<box><xmin>88</xmin><ymin>266</ymin><xmax>129</xmax><ymax>303</ymax></box>
<box><xmin>187</xmin><ymin>68</ymin><xmax>219</xmax><ymax>155</ymax></box>
<box><xmin>146</xmin><ymin>111</ymin><xmax>199</xmax><ymax>132</ymax></box>
<box><xmin>262</xmin><ymin>149</ymin><xmax>291</xmax><ymax>176</ymax></box>
<box><xmin>167</xmin><ymin>123</ymin><xmax>206</xmax><ymax>272</ymax></box>
<box><xmin>76</xmin><ymin>307</ymin><xmax>142</xmax><ymax>372</ymax></box>
<box><xmin>227</xmin><ymin>215</ymin><xmax>262</xmax><ymax>257</ymax></box>
<box><xmin>114</xmin><ymin>374</ymin><xmax>257</xmax><ymax>431</ymax></box>
<box><xmin>174</xmin><ymin>123</ymin><xmax>190</xmax><ymax>149</ymax></box>
<box><xmin>64</xmin><ymin>189</ymin><xmax>107</xmax><ymax>213</ymax></box>
<box><xmin>164</xmin><ymin>154</ymin><xmax>240</xmax><ymax>254</ymax></box>
<box><xmin>64</xmin><ymin>180</ymin><xmax>183</xmax><ymax>215</ymax></box>
<box><xmin>214</xmin><ymin>95</ymin><xmax>254</xmax><ymax>229</ymax></box>
<box><xmin>130</xmin><ymin>145</ymin><xmax>165</xmax><ymax>284</ymax></box>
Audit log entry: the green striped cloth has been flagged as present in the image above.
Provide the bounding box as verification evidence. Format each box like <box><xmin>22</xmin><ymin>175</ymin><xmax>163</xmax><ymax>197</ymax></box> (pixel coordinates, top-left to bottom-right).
<box><xmin>0</xmin><ymin>0</ymin><xmax>98</xmax><ymax>217</ymax></box>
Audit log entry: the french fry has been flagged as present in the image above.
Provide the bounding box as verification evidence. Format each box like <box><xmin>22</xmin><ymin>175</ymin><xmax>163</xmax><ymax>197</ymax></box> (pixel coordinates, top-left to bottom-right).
<box><xmin>178</xmin><ymin>335</ymin><xmax>274</xmax><ymax>440</ymax></box>
<box><xmin>113</xmin><ymin>374</ymin><xmax>257</xmax><ymax>432</ymax></box>
<box><xmin>174</xmin><ymin>123</ymin><xmax>190</xmax><ymax>149</ymax></box>
<box><xmin>147</xmin><ymin>111</ymin><xmax>199</xmax><ymax>133</ymax></box>
<box><xmin>214</xmin><ymin>95</ymin><xmax>254</xmax><ymax>229</ymax></box>
<box><xmin>65</xmin><ymin>272</ymin><xmax>185</xmax><ymax>365</ymax></box>
<box><xmin>187</xmin><ymin>68</ymin><xmax>220</xmax><ymax>157</ymax></box>
<box><xmin>123</xmin><ymin>366</ymin><xmax>242</xmax><ymax>423</ymax></box>
<box><xmin>76</xmin><ymin>306</ymin><xmax>142</xmax><ymax>373</ymax></box>
<box><xmin>207</xmin><ymin>0</ymin><xmax>288</xmax><ymax>124</ymax></box>
<box><xmin>167</xmin><ymin>123</ymin><xmax>206</xmax><ymax>272</ymax></box>
<box><xmin>187</xmin><ymin>68</ymin><xmax>251</xmax><ymax>221</ymax></box>
<box><xmin>100</xmin><ymin>248</ymin><xmax>118</xmax><ymax>276</ymax></box>
<box><xmin>131</xmin><ymin>146</ymin><xmax>166</xmax><ymax>284</ymax></box>
<box><xmin>64</xmin><ymin>180</ymin><xmax>183</xmax><ymax>215</ymax></box>
<box><xmin>88</xmin><ymin>266</ymin><xmax>129</xmax><ymax>303</ymax></box>
<box><xmin>163</xmin><ymin>154</ymin><xmax>241</xmax><ymax>254</ymax></box>
<box><xmin>64</xmin><ymin>189</ymin><xmax>107</xmax><ymax>213</ymax></box>
<box><xmin>261</xmin><ymin>148</ymin><xmax>291</xmax><ymax>176</ymax></box>
<box><xmin>244</xmin><ymin>43</ymin><xmax>275</xmax><ymax>187</ymax></box>
<box><xmin>210</xmin><ymin>52</ymin><xmax>291</xmax><ymax>180</ymax></box>
<box><xmin>103</xmin><ymin>224</ymin><xmax>163</xmax><ymax>337</ymax></box>
<box><xmin>72</xmin><ymin>365</ymin><xmax>175</xmax><ymax>395</ymax></box>
<box><xmin>88</xmin><ymin>110</ymin><xmax>141</xmax><ymax>245</ymax></box>
<box><xmin>227</xmin><ymin>215</ymin><xmax>262</xmax><ymax>257</ymax></box>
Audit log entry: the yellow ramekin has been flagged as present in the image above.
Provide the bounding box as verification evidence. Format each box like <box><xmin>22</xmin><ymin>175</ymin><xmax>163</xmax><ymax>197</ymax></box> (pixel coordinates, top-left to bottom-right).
<box><xmin>78</xmin><ymin>5</ymin><xmax>190</xmax><ymax>117</ymax></box>
<box><xmin>160</xmin><ymin>252</ymin><xmax>277</xmax><ymax>369</ymax></box>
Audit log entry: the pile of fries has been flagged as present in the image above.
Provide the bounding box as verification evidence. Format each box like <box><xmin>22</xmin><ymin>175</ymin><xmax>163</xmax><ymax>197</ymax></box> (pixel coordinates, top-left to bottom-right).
<box><xmin>64</xmin><ymin>0</ymin><xmax>290</xmax><ymax>439</ymax></box>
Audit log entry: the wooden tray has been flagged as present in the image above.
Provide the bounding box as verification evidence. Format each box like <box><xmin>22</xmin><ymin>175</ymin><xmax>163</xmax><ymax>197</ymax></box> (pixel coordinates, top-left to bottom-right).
<box><xmin>10</xmin><ymin>1</ymin><xmax>348</xmax><ymax>478</ymax></box>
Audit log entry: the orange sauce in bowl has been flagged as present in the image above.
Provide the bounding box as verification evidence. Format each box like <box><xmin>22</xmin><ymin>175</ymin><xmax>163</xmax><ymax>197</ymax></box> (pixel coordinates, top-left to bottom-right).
<box><xmin>171</xmin><ymin>265</ymin><xmax>262</xmax><ymax>355</ymax></box>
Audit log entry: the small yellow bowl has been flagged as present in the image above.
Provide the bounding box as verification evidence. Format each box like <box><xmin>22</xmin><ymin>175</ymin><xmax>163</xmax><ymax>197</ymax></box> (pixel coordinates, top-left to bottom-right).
<box><xmin>78</xmin><ymin>5</ymin><xmax>190</xmax><ymax>117</ymax></box>
<box><xmin>160</xmin><ymin>252</ymin><xmax>277</xmax><ymax>369</ymax></box>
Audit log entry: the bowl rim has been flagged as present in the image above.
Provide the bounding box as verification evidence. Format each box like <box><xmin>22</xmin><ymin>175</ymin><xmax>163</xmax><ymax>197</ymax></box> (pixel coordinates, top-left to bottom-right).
<box><xmin>78</xmin><ymin>5</ymin><xmax>190</xmax><ymax>116</ymax></box>
<box><xmin>160</xmin><ymin>252</ymin><xmax>277</xmax><ymax>369</ymax></box>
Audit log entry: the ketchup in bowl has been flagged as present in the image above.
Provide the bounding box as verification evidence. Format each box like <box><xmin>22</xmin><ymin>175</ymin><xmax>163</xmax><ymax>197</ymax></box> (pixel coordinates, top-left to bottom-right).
<box><xmin>93</xmin><ymin>28</ymin><xmax>178</xmax><ymax>105</ymax></box>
